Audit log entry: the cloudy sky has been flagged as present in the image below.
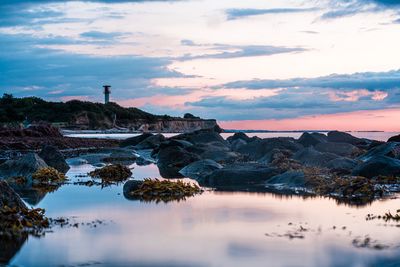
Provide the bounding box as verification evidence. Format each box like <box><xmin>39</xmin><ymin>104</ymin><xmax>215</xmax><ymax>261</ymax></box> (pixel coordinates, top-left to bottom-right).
<box><xmin>1</xmin><ymin>0</ymin><xmax>400</xmax><ymax>131</ymax></box>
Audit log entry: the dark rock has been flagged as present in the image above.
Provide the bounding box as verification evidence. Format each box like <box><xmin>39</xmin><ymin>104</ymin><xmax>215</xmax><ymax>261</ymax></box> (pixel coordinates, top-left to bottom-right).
<box><xmin>179</xmin><ymin>159</ymin><xmax>223</xmax><ymax>180</ymax></box>
<box><xmin>258</xmin><ymin>149</ymin><xmax>293</xmax><ymax>164</ymax></box>
<box><xmin>237</xmin><ymin>137</ymin><xmax>303</xmax><ymax>161</ymax></box>
<box><xmin>0</xmin><ymin>181</ymin><xmax>27</xmax><ymax>210</ymax></box>
<box><xmin>123</xmin><ymin>180</ymin><xmax>143</xmax><ymax>199</ymax></box>
<box><xmin>325</xmin><ymin>157</ymin><xmax>358</xmax><ymax>174</ymax></box>
<box><xmin>292</xmin><ymin>147</ymin><xmax>339</xmax><ymax>167</ymax></box>
<box><xmin>230</xmin><ymin>139</ymin><xmax>247</xmax><ymax>151</ymax></box>
<box><xmin>135</xmin><ymin>134</ymin><xmax>165</xmax><ymax>149</ymax></box>
<box><xmin>327</xmin><ymin>131</ymin><xmax>362</xmax><ymax>145</ymax></box>
<box><xmin>201</xmin><ymin>163</ymin><xmax>280</xmax><ymax>187</ymax></box>
<box><xmin>297</xmin><ymin>132</ymin><xmax>328</xmax><ymax>147</ymax></box>
<box><xmin>227</xmin><ymin>132</ymin><xmax>252</xmax><ymax>143</ymax></box>
<box><xmin>315</xmin><ymin>142</ymin><xmax>361</xmax><ymax>157</ymax></box>
<box><xmin>120</xmin><ymin>133</ymin><xmax>153</xmax><ymax>147</ymax></box>
<box><xmin>39</xmin><ymin>145</ymin><xmax>70</xmax><ymax>173</ymax></box>
<box><xmin>266</xmin><ymin>171</ymin><xmax>306</xmax><ymax>187</ymax></box>
<box><xmin>352</xmin><ymin>156</ymin><xmax>400</xmax><ymax>178</ymax></box>
<box><xmin>388</xmin><ymin>134</ymin><xmax>400</xmax><ymax>142</ymax></box>
<box><xmin>151</xmin><ymin>139</ymin><xmax>193</xmax><ymax>158</ymax></box>
<box><xmin>156</xmin><ymin>146</ymin><xmax>201</xmax><ymax>178</ymax></box>
<box><xmin>0</xmin><ymin>153</ymin><xmax>48</xmax><ymax>183</ymax></box>
<box><xmin>172</xmin><ymin>129</ymin><xmax>226</xmax><ymax>145</ymax></box>
<box><xmin>200</xmin><ymin>150</ymin><xmax>240</xmax><ymax>163</ymax></box>
<box><xmin>103</xmin><ymin>149</ymin><xmax>138</xmax><ymax>164</ymax></box>
<box><xmin>358</xmin><ymin>142</ymin><xmax>400</xmax><ymax>162</ymax></box>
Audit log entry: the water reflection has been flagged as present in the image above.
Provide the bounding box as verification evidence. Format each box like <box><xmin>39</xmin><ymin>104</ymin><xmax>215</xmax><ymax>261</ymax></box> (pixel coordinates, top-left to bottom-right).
<box><xmin>4</xmin><ymin>157</ymin><xmax>400</xmax><ymax>267</ymax></box>
<box><xmin>0</xmin><ymin>233</ymin><xmax>27</xmax><ymax>265</ymax></box>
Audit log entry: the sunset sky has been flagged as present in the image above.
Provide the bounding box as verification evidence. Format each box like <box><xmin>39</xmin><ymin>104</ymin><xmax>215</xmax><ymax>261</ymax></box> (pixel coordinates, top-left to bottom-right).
<box><xmin>1</xmin><ymin>0</ymin><xmax>400</xmax><ymax>131</ymax></box>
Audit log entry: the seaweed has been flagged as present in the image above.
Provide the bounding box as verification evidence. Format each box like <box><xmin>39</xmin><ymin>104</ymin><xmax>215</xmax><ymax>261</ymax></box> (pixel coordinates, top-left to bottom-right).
<box><xmin>128</xmin><ymin>179</ymin><xmax>203</xmax><ymax>203</ymax></box>
<box><xmin>0</xmin><ymin>206</ymin><xmax>49</xmax><ymax>237</ymax></box>
<box><xmin>32</xmin><ymin>167</ymin><xmax>66</xmax><ymax>184</ymax></box>
<box><xmin>88</xmin><ymin>164</ymin><xmax>132</xmax><ymax>184</ymax></box>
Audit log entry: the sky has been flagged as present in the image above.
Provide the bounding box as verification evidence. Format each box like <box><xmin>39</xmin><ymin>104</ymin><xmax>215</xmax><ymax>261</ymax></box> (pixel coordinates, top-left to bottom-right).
<box><xmin>0</xmin><ymin>0</ymin><xmax>400</xmax><ymax>131</ymax></box>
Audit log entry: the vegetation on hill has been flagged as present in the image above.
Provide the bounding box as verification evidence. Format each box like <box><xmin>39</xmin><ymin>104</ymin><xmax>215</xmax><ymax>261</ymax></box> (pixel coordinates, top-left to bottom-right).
<box><xmin>0</xmin><ymin>94</ymin><xmax>175</xmax><ymax>128</ymax></box>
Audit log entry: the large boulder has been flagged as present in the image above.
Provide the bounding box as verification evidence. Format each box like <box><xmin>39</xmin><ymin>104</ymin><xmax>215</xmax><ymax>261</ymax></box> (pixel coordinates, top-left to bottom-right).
<box><xmin>315</xmin><ymin>142</ymin><xmax>361</xmax><ymax>157</ymax></box>
<box><xmin>266</xmin><ymin>171</ymin><xmax>306</xmax><ymax>187</ymax></box>
<box><xmin>120</xmin><ymin>133</ymin><xmax>153</xmax><ymax>147</ymax></box>
<box><xmin>38</xmin><ymin>145</ymin><xmax>70</xmax><ymax>173</ymax></box>
<box><xmin>237</xmin><ymin>137</ymin><xmax>303</xmax><ymax>161</ymax></box>
<box><xmin>388</xmin><ymin>134</ymin><xmax>400</xmax><ymax>142</ymax></box>
<box><xmin>297</xmin><ymin>132</ymin><xmax>327</xmax><ymax>147</ymax></box>
<box><xmin>200</xmin><ymin>150</ymin><xmax>240</xmax><ymax>163</ymax></box>
<box><xmin>358</xmin><ymin>142</ymin><xmax>400</xmax><ymax>162</ymax></box>
<box><xmin>156</xmin><ymin>146</ymin><xmax>201</xmax><ymax>178</ymax></box>
<box><xmin>227</xmin><ymin>132</ymin><xmax>253</xmax><ymax>143</ymax></box>
<box><xmin>327</xmin><ymin>131</ymin><xmax>362</xmax><ymax>145</ymax></box>
<box><xmin>325</xmin><ymin>157</ymin><xmax>358</xmax><ymax>174</ymax></box>
<box><xmin>352</xmin><ymin>156</ymin><xmax>400</xmax><ymax>178</ymax></box>
<box><xmin>257</xmin><ymin>149</ymin><xmax>293</xmax><ymax>164</ymax></box>
<box><xmin>201</xmin><ymin>163</ymin><xmax>280</xmax><ymax>188</ymax></box>
<box><xmin>179</xmin><ymin>159</ymin><xmax>223</xmax><ymax>180</ymax></box>
<box><xmin>172</xmin><ymin>129</ymin><xmax>226</xmax><ymax>145</ymax></box>
<box><xmin>230</xmin><ymin>138</ymin><xmax>248</xmax><ymax>151</ymax></box>
<box><xmin>0</xmin><ymin>153</ymin><xmax>48</xmax><ymax>183</ymax></box>
<box><xmin>135</xmin><ymin>134</ymin><xmax>165</xmax><ymax>150</ymax></box>
<box><xmin>0</xmin><ymin>181</ymin><xmax>27</xmax><ymax>210</ymax></box>
<box><xmin>292</xmin><ymin>147</ymin><xmax>339</xmax><ymax>167</ymax></box>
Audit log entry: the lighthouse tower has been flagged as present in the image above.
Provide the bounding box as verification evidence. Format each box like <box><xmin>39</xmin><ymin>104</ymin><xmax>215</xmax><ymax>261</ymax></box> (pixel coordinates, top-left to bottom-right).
<box><xmin>103</xmin><ymin>85</ymin><xmax>111</xmax><ymax>104</ymax></box>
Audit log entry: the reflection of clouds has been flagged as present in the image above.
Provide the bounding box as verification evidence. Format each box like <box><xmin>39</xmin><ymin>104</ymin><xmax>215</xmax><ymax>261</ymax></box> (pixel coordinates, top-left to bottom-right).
<box><xmin>10</xmin><ymin>182</ymin><xmax>400</xmax><ymax>266</ymax></box>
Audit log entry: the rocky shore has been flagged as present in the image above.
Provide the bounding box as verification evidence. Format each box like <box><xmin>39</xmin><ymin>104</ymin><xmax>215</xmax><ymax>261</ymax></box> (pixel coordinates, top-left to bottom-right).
<box><xmin>0</xmin><ymin>125</ymin><xmax>400</xmax><ymax>239</ymax></box>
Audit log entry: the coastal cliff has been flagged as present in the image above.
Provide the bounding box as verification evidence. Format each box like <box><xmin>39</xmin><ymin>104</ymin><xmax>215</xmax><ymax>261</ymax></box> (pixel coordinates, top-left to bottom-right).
<box><xmin>0</xmin><ymin>94</ymin><xmax>219</xmax><ymax>133</ymax></box>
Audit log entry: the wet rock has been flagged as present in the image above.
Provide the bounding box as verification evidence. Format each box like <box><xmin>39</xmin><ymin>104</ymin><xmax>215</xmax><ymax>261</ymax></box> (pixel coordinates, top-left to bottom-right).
<box><xmin>156</xmin><ymin>146</ymin><xmax>201</xmax><ymax>178</ymax></box>
<box><xmin>179</xmin><ymin>159</ymin><xmax>223</xmax><ymax>180</ymax></box>
<box><xmin>103</xmin><ymin>149</ymin><xmax>137</xmax><ymax>164</ymax></box>
<box><xmin>237</xmin><ymin>137</ymin><xmax>303</xmax><ymax>161</ymax></box>
<box><xmin>89</xmin><ymin>164</ymin><xmax>132</xmax><ymax>183</ymax></box>
<box><xmin>292</xmin><ymin>147</ymin><xmax>339</xmax><ymax>167</ymax></box>
<box><xmin>315</xmin><ymin>142</ymin><xmax>361</xmax><ymax>157</ymax></box>
<box><xmin>123</xmin><ymin>180</ymin><xmax>143</xmax><ymax>199</ymax></box>
<box><xmin>258</xmin><ymin>149</ymin><xmax>293</xmax><ymax>164</ymax></box>
<box><xmin>358</xmin><ymin>142</ymin><xmax>400</xmax><ymax>162</ymax></box>
<box><xmin>172</xmin><ymin>129</ymin><xmax>226</xmax><ymax>145</ymax></box>
<box><xmin>135</xmin><ymin>134</ymin><xmax>165</xmax><ymax>150</ymax></box>
<box><xmin>200</xmin><ymin>150</ymin><xmax>240</xmax><ymax>163</ymax></box>
<box><xmin>227</xmin><ymin>132</ymin><xmax>253</xmax><ymax>143</ymax></box>
<box><xmin>0</xmin><ymin>153</ymin><xmax>48</xmax><ymax>183</ymax></box>
<box><xmin>388</xmin><ymin>134</ymin><xmax>400</xmax><ymax>142</ymax></box>
<box><xmin>230</xmin><ymin>138</ymin><xmax>247</xmax><ymax>151</ymax></box>
<box><xmin>0</xmin><ymin>181</ymin><xmax>27</xmax><ymax>210</ymax></box>
<box><xmin>39</xmin><ymin>145</ymin><xmax>70</xmax><ymax>173</ymax></box>
<box><xmin>352</xmin><ymin>156</ymin><xmax>400</xmax><ymax>178</ymax></box>
<box><xmin>327</xmin><ymin>131</ymin><xmax>363</xmax><ymax>145</ymax></box>
<box><xmin>266</xmin><ymin>171</ymin><xmax>306</xmax><ymax>187</ymax></box>
<box><xmin>123</xmin><ymin>179</ymin><xmax>202</xmax><ymax>203</ymax></box>
<box><xmin>325</xmin><ymin>157</ymin><xmax>358</xmax><ymax>174</ymax></box>
<box><xmin>201</xmin><ymin>163</ymin><xmax>280</xmax><ymax>187</ymax></box>
<box><xmin>297</xmin><ymin>132</ymin><xmax>327</xmax><ymax>147</ymax></box>
<box><xmin>120</xmin><ymin>133</ymin><xmax>153</xmax><ymax>147</ymax></box>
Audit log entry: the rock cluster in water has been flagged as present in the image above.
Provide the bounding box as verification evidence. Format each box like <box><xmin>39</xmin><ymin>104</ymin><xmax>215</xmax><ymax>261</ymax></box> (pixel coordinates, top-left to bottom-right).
<box><xmin>119</xmin><ymin>129</ymin><xmax>400</xmax><ymax>205</ymax></box>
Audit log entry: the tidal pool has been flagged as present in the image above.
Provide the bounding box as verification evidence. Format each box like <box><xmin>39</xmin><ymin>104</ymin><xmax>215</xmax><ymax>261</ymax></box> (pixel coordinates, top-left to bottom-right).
<box><xmin>5</xmin><ymin>158</ymin><xmax>400</xmax><ymax>267</ymax></box>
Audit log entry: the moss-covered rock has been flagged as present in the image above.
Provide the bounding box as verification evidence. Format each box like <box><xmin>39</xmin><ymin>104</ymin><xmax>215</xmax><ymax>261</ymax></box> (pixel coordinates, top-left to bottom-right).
<box><xmin>88</xmin><ymin>164</ymin><xmax>132</xmax><ymax>183</ymax></box>
<box><xmin>32</xmin><ymin>167</ymin><xmax>66</xmax><ymax>184</ymax></box>
<box><xmin>124</xmin><ymin>179</ymin><xmax>203</xmax><ymax>203</ymax></box>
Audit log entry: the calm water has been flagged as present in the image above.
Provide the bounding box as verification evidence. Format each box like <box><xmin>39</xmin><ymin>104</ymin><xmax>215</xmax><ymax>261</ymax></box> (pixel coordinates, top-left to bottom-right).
<box><xmin>65</xmin><ymin>131</ymin><xmax>400</xmax><ymax>142</ymax></box>
<box><xmin>6</xmin><ymin>132</ymin><xmax>400</xmax><ymax>267</ymax></box>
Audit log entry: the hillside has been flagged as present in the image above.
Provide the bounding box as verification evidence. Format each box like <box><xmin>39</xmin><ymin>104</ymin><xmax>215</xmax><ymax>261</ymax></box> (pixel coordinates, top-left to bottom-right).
<box><xmin>0</xmin><ymin>94</ymin><xmax>218</xmax><ymax>132</ymax></box>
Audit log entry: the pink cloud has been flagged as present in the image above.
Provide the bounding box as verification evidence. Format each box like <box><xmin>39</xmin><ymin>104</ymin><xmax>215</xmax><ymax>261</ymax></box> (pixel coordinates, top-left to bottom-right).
<box><xmin>220</xmin><ymin>108</ymin><xmax>400</xmax><ymax>132</ymax></box>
